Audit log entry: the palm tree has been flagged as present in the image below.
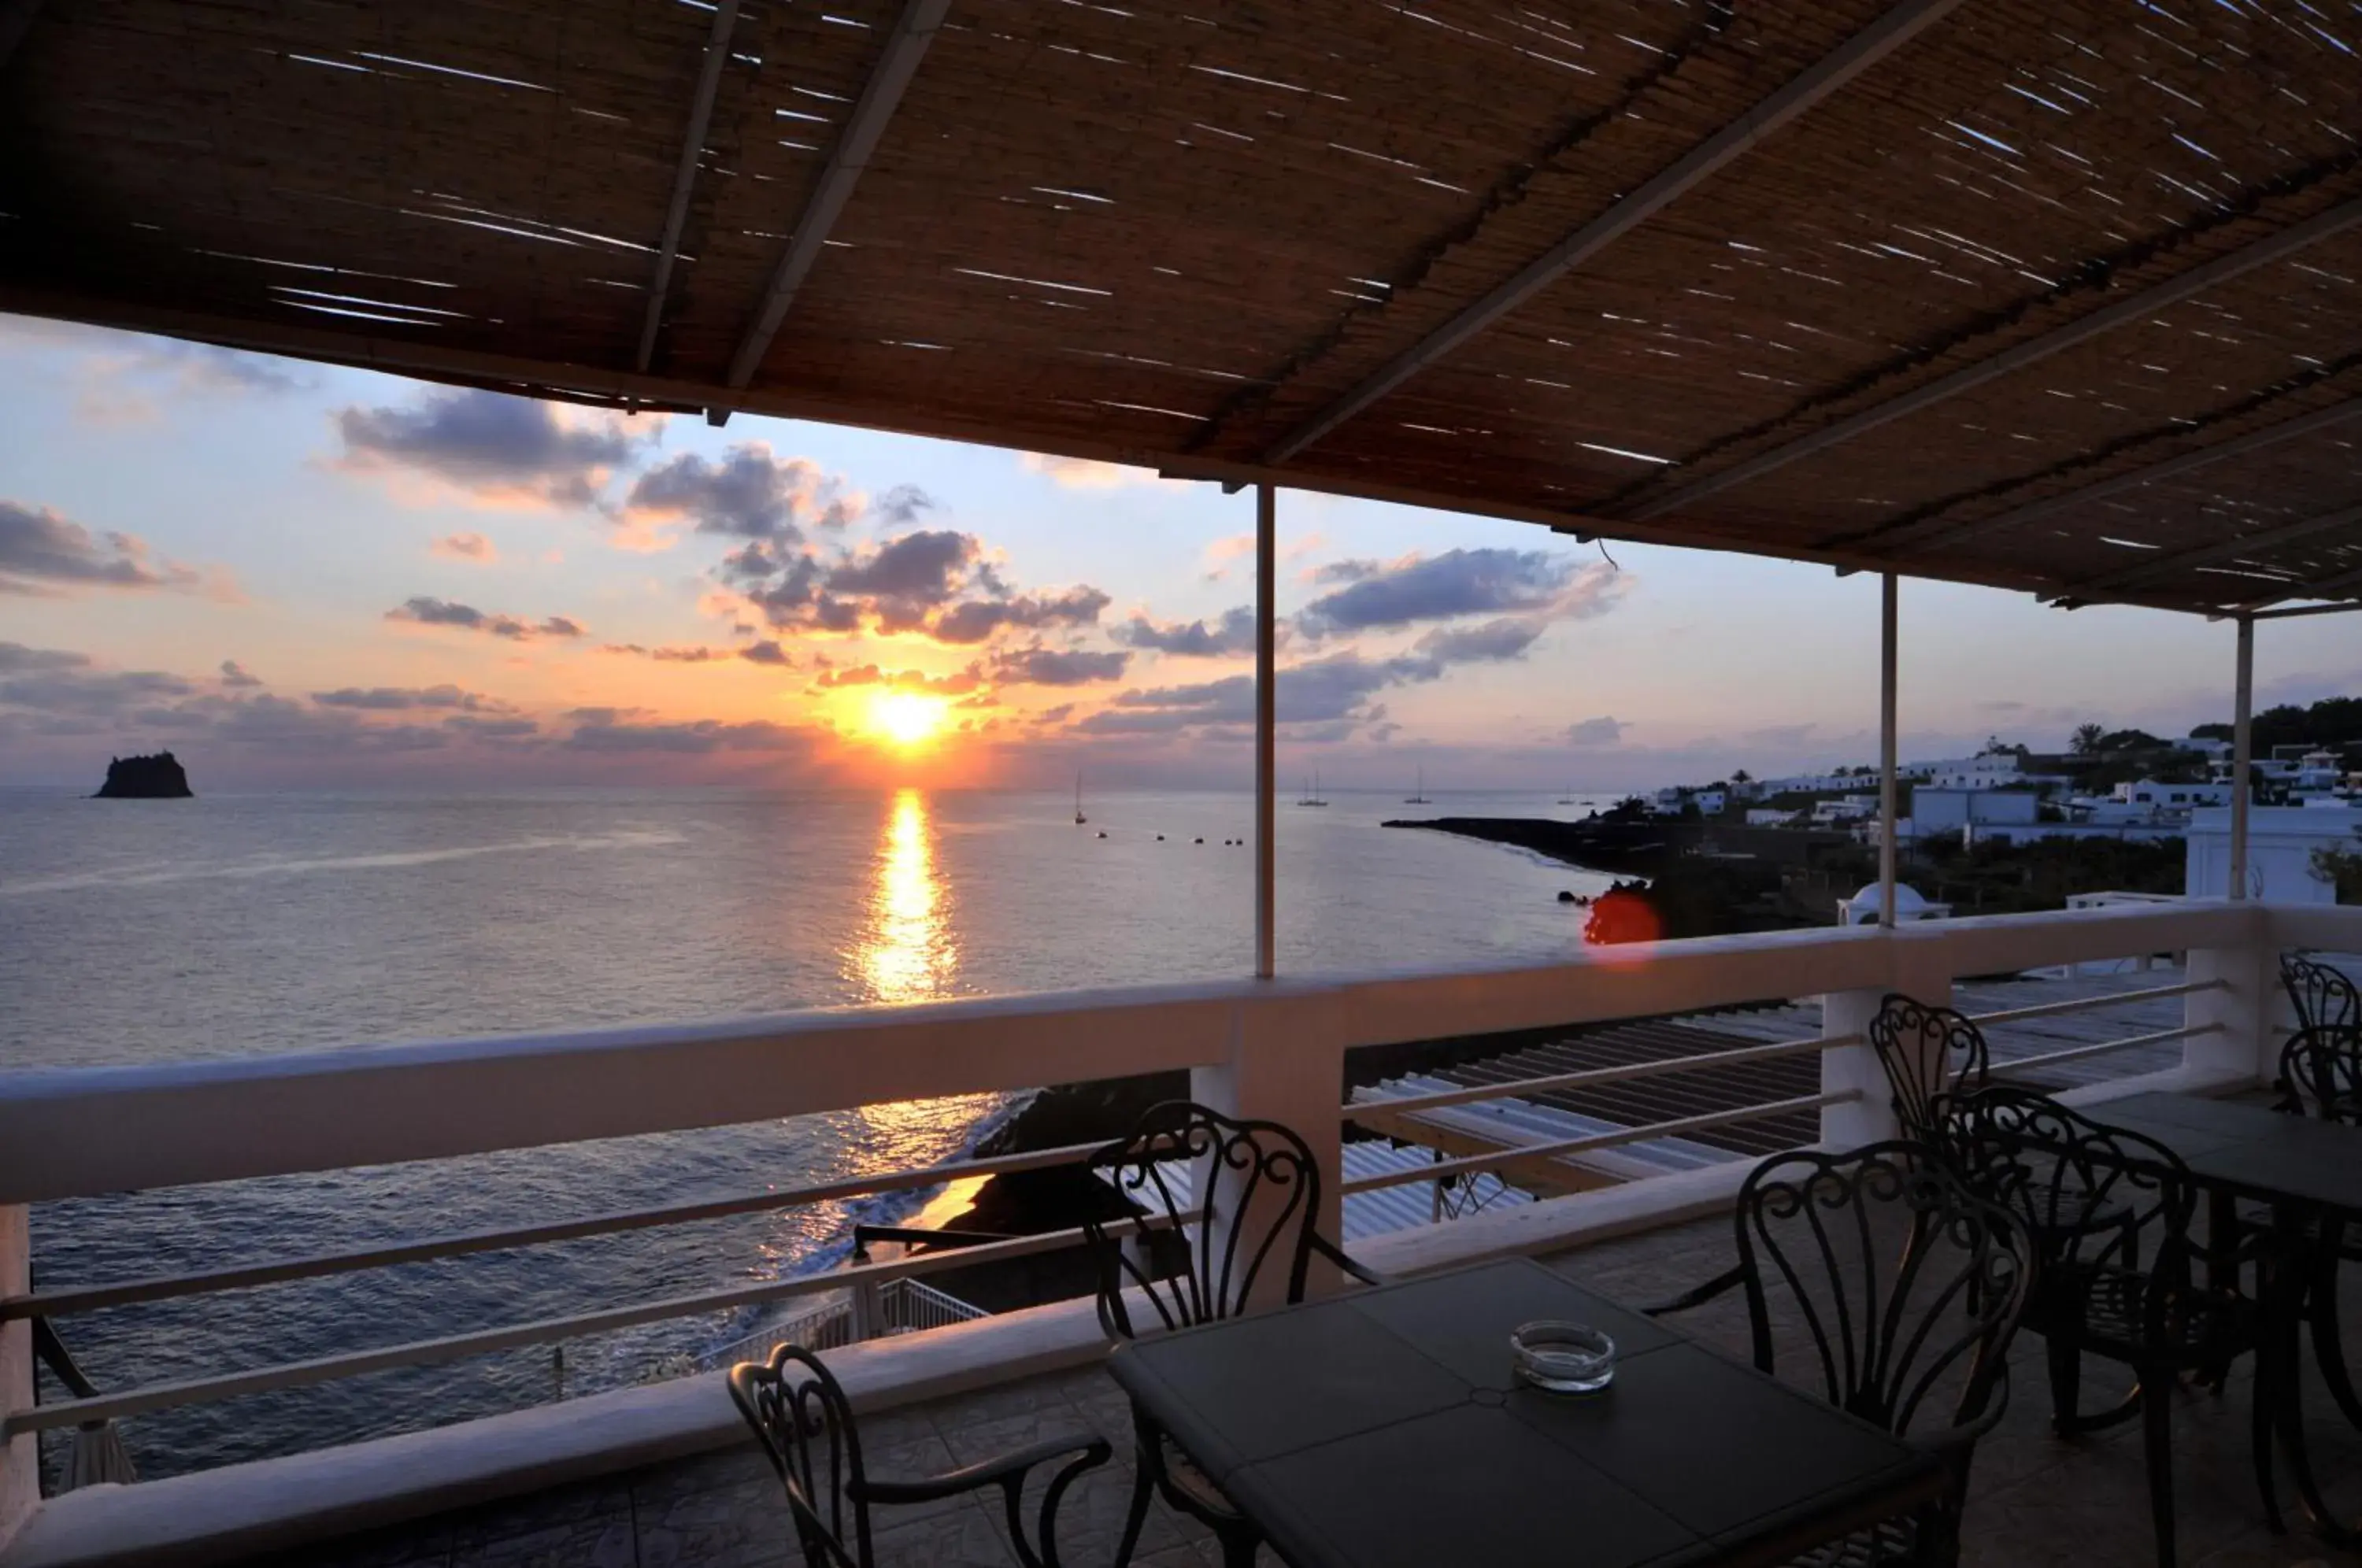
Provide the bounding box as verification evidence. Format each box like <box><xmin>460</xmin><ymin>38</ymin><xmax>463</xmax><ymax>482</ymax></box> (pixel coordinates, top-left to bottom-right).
<box><xmin>2071</xmin><ymin>722</ymin><xmax>2106</xmax><ymax>756</ymax></box>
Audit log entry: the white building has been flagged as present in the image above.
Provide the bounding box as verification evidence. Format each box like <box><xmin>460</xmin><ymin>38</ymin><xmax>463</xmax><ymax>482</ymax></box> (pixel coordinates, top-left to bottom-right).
<box><xmin>1916</xmin><ymin>753</ymin><xmax>2029</xmax><ymax>791</ymax></box>
<box><xmin>1911</xmin><ymin>787</ymin><xmax>2040</xmax><ymax>838</ymax></box>
<box><xmin>1745</xmin><ymin>808</ymin><xmax>1798</xmax><ymax>827</ymax></box>
<box><xmin>2114</xmin><ymin>779</ymin><xmax>2234</xmax><ymax>810</ymax></box>
<box><xmin>2185</xmin><ymin>805</ymin><xmax>2359</xmax><ymax>903</ymax></box>
<box><xmin>1810</xmin><ymin>795</ymin><xmax>1879</xmax><ymax>825</ymax></box>
<box><xmin>1756</xmin><ymin>771</ymin><xmax>1871</xmax><ymax>794</ymax></box>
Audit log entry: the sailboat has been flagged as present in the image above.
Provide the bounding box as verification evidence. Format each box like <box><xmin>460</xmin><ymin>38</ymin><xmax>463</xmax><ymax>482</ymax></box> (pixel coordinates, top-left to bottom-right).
<box><xmin>1074</xmin><ymin>771</ymin><xmax>1087</xmax><ymax>826</ymax></box>
<box><xmin>1557</xmin><ymin>782</ymin><xmax>1579</xmax><ymax>805</ymax></box>
<box><xmin>1296</xmin><ymin>770</ymin><xmax>1329</xmax><ymax>808</ymax></box>
<box><xmin>1403</xmin><ymin>765</ymin><xmax>1431</xmax><ymax>804</ymax></box>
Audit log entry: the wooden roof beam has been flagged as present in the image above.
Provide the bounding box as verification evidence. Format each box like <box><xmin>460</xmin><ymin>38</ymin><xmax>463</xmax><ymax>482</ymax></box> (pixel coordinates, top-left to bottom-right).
<box><xmin>723</xmin><ymin>0</ymin><xmax>949</xmax><ymax>390</ymax></box>
<box><xmin>1259</xmin><ymin>0</ymin><xmax>1971</xmax><ymax>467</ymax></box>
<box><xmin>2073</xmin><ymin>501</ymin><xmax>2362</xmax><ymax>596</ymax></box>
<box><xmin>1867</xmin><ymin>398</ymin><xmax>2362</xmax><ymax>560</ymax></box>
<box><xmin>636</xmin><ymin>0</ymin><xmax>741</xmax><ymax>375</ymax></box>
<box><xmin>1625</xmin><ymin>195</ymin><xmax>2362</xmax><ymax>520</ymax></box>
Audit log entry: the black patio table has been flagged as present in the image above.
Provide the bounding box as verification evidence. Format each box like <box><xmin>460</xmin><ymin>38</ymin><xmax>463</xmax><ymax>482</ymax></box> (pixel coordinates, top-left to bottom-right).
<box><xmin>2092</xmin><ymin>1090</ymin><xmax>2362</xmax><ymax>1545</ymax></box>
<box><xmin>1106</xmin><ymin>1256</ymin><xmax>1946</xmax><ymax>1568</ymax></box>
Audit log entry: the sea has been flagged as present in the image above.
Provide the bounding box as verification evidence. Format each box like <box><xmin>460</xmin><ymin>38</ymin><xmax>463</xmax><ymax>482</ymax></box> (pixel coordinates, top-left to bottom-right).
<box><xmin>0</xmin><ymin>785</ymin><xmax>1618</xmax><ymax>1479</ymax></box>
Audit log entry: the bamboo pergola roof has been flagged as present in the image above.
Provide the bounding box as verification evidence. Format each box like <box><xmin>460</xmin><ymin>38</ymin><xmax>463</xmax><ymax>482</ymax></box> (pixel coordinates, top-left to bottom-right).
<box><xmin>6</xmin><ymin>0</ymin><xmax>2361</xmax><ymax>616</ymax></box>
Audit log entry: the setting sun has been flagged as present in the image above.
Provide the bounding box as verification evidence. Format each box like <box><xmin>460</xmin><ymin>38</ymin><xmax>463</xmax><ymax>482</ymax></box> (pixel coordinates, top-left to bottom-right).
<box><xmin>866</xmin><ymin>690</ymin><xmax>950</xmax><ymax>749</ymax></box>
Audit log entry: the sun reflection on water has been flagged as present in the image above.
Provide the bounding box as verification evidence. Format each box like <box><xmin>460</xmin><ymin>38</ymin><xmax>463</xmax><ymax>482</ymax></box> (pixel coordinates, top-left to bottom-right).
<box><xmin>853</xmin><ymin>788</ymin><xmax>958</xmax><ymax>1004</ymax></box>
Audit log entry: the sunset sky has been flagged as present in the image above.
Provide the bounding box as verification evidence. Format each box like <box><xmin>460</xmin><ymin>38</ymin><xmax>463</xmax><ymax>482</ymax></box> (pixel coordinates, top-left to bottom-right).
<box><xmin>4</xmin><ymin>314</ymin><xmax>2357</xmax><ymax>793</ymax></box>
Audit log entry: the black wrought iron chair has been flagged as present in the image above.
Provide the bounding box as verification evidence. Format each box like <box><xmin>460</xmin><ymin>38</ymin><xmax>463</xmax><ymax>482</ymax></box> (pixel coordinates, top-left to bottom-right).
<box><xmin>2275</xmin><ymin>1025</ymin><xmax>2362</xmax><ymax>1431</ymax></box>
<box><xmin>1081</xmin><ymin>1100</ymin><xmax>1379</xmax><ymax>1568</ymax></box>
<box><xmin>2281</xmin><ymin>1023</ymin><xmax>2362</xmax><ymax>1126</ymax></box>
<box><xmin>1868</xmin><ymin>993</ymin><xmax>1990</xmax><ymax>1153</ymax></box>
<box><xmin>1648</xmin><ymin>1142</ymin><xmax>2033</xmax><ymax>1568</ymax></box>
<box><xmin>2280</xmin><ymin>950</ymin><xmax>2360</xmax><ymax>1034</ymax></box>
<box><xmin>1942</xmin><ymin>1086</ymin><xmax>2274</xmax><ymax>1568</ymax></box>
<box><xmin>729</xmin><ymin>1343</ymin><xmax>1110</xmax><ymax>1568</ymax></box>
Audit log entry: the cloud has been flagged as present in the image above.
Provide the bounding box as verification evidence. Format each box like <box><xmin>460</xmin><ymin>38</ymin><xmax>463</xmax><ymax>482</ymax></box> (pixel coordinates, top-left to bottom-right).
<box><xmin>621</xmin><ymin>444</ymin><xmax>861</xmax><ymax>546</ymax></box>
<box><xmin>386</xmin><ymin>597</ymin><xmax>587</xmax><ymax>640</ymax></box>
<box><xmin>1298</xmin><ymin>549</ymin><xmax>1618</xmax><ymax>635</ymax></box>
<box><xmin>874</xmin><ymin>484</ymin><xmax>937</xmax><ymax>527</ymax></box>
<box><xmin>602</xmin><ymin>643</ymin><xmax>727</xmax><ymax>662</ymax></box>
<box><xmin>740</xmin><ymin>640</ymin><xmax>793</xmax><ymax>666</ymax></box>
<box><xmin>0</xmin><ymin>664</ymin><xmax>197</xmax><ymax>715</ymax></box>
<box><xmin>1411</xmin><ymin>616</ymin><xmax>1550</xmax><ymax>664</ymax></box>
<box><xmin>809</xmin><ymin>664</ymin><xmax>981</xmax><ymax>695</ymax></box>
<box><xmin>0</xmin><ymin>642</ymin><xmax>92</xmax><ymax>674</ymax></box>
<box><xmin>1116</xmin><ymin>606</ymin><xmax>1257</xmax><ymax>657</ymax></box>
<box><xmin>442</xmin><ymin>714</ymin><xmax>542</xmax><ymax>741</ymax></box>
<box><xmin>564</xmin><ymin>712</ymin><xmax>818</xmax><ymax>754</ymax></box>
<box><xmin>431</xmin><ymin>532</ymin><xmax>497</xmax><ymax>562</ymax></box>
<box><xmin>312</xmin><ymin>684</ymin><xmax>513</xmax><ymax>712</ymax></box>
<box><xmin>0</xmin><ymin>501</ymin><xmax>207</xmax><ymax>595</ymax></box>
<box><xmin>47</xmin><ymin>329</ymin><xmax>313</xmax><ymax>423</ymax></box>
<box><xmin>931</xmin><ymin>586</ymin><xmax>1111</xmax><ymax>645</ymax></box>
<box><xmin>720</xmin><ymin>520</ymin><xmax>1114</xmax><ymax>649</ymax></box>
<box><xmin>334</xmin><ymin>388</ymin><xmax>652</xmax><ymax>508</ymax></box>
<box><xmin>827</xmin><ymin>529</ymin><xmax>976</xmax><ymax>607</ymax></box>
<box><xmin>990</xmin><ymin>647</ymin><xmax>1130</xmax><ymax>686</ymax></box>
<box><xmin>1019</xmin><ymin>452</ymin><xmax>1164</xmax><ymax>490</ymax></box>
<box><xmin>1742</xmin><ymin>723</ymin><xmax>1818</xmax><ymax>748</ymax></box>
<box><xmin>1083</xmin><ymin>651</ymin><xmax>1429</xmax><ymax>735</ymax></box>
<box><xmin>219</xmin><ymin>660</ymin><xmax>263</xmax><ymax>688</ymax></box>
<box><xmin>1566</xmin><ymin>716</ymin><xmax>1627</xmax><ymax>746</ymax></box>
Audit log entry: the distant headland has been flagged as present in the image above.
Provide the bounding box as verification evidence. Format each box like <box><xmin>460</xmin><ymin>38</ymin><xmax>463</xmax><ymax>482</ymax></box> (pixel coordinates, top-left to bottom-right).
<box><xmin>94</xmin><ymin>753</ymin><xmax>194</xmax><ymax>799</ymax></box>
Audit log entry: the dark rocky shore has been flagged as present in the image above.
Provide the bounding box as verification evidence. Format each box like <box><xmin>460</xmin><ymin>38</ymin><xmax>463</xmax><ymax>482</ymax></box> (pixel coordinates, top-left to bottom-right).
<box><xmin>1381</xmin><ymin>815</ymin><xmax>1855</xmax><ymax>875</ymax></box>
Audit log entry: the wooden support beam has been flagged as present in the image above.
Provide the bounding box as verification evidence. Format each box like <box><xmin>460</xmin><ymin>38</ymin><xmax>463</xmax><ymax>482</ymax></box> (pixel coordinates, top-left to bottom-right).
<box><xmin>724</xmin><ymin>0</ymin><xmax>949</xmax><ymax>389</ymax></box>
<box><xmin>1627</xmin><ymin>195</ymin><xmax>2362</xmax><ymax>520</ymax></box>
<box><xmin>1259</xmin><ymin>0</ymin><xmax>1970</xmax><ymax>465</ymax></box>
<box><xmin>1869</xmin><ymin>398</ymin><xmax>2362</xmax><ymax>560</ymax></box>
<box><xmin>2071</xmin><ymin>501</ymin><xmax>2362</xmax><ymax>595</ymax></box>
<box><xmin>636</xmin><ymin>0</ymin><xmax>741</xmax><ymax>375</ymax></box>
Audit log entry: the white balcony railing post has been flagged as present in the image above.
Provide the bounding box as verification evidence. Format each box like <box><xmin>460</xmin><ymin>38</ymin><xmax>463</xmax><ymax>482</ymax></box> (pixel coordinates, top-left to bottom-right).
<box><xmin>2184</xmin><ymin>905</ymin><xmax>2280</xmax><ymax>1088</ymax></box>
<box><xmin>2</xmin><ymin>1204</ymin><xmax>33</xmax><ymax>1555</ymax></box>
<box><xmin>1820</xmin><ymin>928</ymin><xmax>1954</xmax><ymax>1147</ymax></box>
<box><xmin>1191</xmin><ymin>988</ymin><xmax>1347</xmax><ymax>1302</ymax></box>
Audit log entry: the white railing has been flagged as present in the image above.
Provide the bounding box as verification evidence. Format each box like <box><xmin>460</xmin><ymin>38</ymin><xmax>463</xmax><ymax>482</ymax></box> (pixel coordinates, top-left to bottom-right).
<box><xmin>695</xmin><ymin>1278</ymin><xmax>990</xmax><ymax>1371</ymax></box>
<box><xmin>2</xmin><ymin>898</ymin><xmax>2355</xmax><ymax>1529</ymax></box>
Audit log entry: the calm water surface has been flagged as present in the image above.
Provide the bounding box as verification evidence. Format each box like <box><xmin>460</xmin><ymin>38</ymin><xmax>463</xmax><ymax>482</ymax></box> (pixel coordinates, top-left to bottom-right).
<box><xmin>0</xmin><ymin>786</ymin><xmax>1616</xmax><ymax>1475</ymax></box>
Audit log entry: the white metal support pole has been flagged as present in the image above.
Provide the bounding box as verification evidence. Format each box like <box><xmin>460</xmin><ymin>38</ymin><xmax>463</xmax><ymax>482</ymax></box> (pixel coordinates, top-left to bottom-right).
<box><xmin>1879</xmin><ymin>573</ymin><xmax>1899</xmax><ymax>930</ymax></box>
<box><xmin>1255</xmin><ymin>483</ymin><xmax>1277</xmax><ymax>980</ymax></box>
<box><xmin>2231</xmin><ymin>614</ymin><xmax>2253</xmax><ymax>902</ymax></box>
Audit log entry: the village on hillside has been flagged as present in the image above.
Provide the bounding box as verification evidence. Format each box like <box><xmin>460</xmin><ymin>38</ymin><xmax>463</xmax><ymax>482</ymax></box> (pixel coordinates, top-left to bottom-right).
<box><xmin>1581</xmin><ymin>696</ymin><xmax>2362</xmax><ymax>934</ymax></box>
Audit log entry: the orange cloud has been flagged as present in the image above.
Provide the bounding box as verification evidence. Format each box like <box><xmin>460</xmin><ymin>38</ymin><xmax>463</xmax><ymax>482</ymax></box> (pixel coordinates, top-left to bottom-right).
<box><xmin>431</xmin><ymin>532</ymin><xmax>497</xmax><ymax>562</ymax></box>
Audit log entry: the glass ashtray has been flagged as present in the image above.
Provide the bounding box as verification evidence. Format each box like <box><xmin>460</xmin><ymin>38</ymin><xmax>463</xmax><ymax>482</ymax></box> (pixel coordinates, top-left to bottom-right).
<box><xmin>1510</xmin><ymin>1320</ymin><xmax>1616</xmax><ymax>1394</ymax></box>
